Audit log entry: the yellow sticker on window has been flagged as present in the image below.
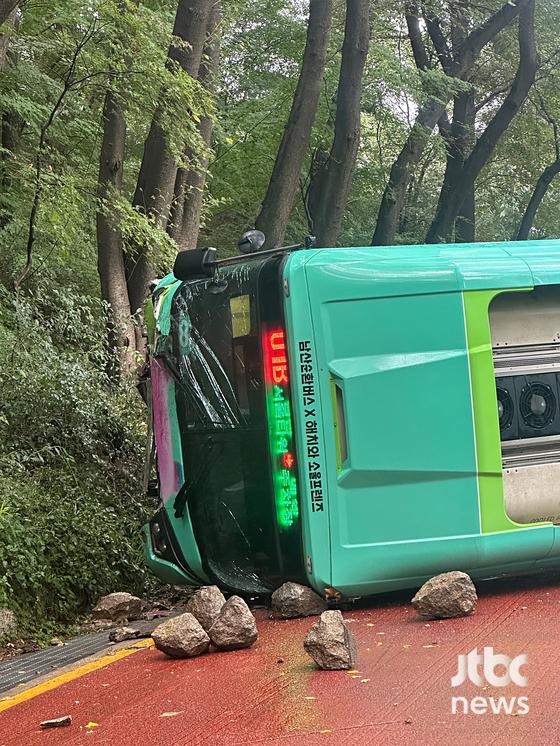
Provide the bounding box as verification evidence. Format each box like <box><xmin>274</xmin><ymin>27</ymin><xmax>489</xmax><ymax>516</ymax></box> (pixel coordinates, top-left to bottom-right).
<box><xmin>230</xmin><ymin>295</ymin><xmax>251</xmax><ymax>338</ymax></box>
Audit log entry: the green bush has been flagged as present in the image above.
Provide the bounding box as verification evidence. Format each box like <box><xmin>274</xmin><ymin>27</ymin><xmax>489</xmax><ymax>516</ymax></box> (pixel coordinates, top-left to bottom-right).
<box><xmin>0</xmin><ymin>279</ymin><xmax>154</xmax><ymax>636</ymax></box>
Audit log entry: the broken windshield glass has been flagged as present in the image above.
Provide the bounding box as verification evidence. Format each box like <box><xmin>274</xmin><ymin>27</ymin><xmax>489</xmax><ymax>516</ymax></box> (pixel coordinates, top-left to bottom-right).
<box><xmin>164</xmin><ymin>256</ymin><xmax>304</xmax><ymax>593</ymax></box>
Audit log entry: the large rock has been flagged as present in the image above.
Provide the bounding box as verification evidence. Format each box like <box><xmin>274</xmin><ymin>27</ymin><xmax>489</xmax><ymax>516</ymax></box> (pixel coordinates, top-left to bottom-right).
<box><xmin>208</xmin><ymin>596</ymin><xmax>258</xmax><ymax>651</ymax></box>
<box><xmin>304</xmin><ymin>610</ymin><xmax>357</xmax><ymax>670</ymax></box>
<box><xmin>92</xmin><ymin>592</ymin><xmax>143</xmax><ymax>622</ymax></box>
<box><xmin>411</xmin><ymin>571</ymin><xmax>477</xmax><ymax>619</ymax></box>
<box><xmin>0</xmin><ymin>608</ymin><xmax>17</xmax><ymax>638</ymax></box>
<box><xmin>152</xmin><ymin>613</ymin><xmax>210</xmax><ymax>658</ymax></box>
<box><xmin>186</xmin><ymin>586</ymin><xmax>226</xmax><ymax>631</ymax></box>
<box><xmin>271</xmin><ymin>582</ymin><xmax>327</xmax><ymax>619</ymax></box>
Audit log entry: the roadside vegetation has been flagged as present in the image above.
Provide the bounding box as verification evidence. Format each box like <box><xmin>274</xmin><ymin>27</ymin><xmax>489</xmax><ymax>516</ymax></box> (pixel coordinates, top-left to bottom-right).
<box><xmin>1</xmin><ymin>0</ymin><xmax>560</xmax><ymax>637</ymax></box>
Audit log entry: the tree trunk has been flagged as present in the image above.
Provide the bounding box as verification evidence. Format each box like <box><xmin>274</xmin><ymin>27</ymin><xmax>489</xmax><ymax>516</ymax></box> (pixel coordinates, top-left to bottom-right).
<box><xmin>371</xmin><ymin>99</ymin><xmax>449</xmax><ymax>245</ymax></box>
<box><xmin>0</xmin><ymin>4</ymin><xmax>16</xmax><ymax>68</ymax></box>
<box><xmin>371</xmin><ymin>0</ymin><xmax>529</xmax><ymax>246</ymax></box>
<box><xmin>168</xmin><ymin>3</ymin><xmax>220</xmax><ymax>249</ymax></box>
<box><xmin>0</xmin><ymin>0</ymin><xmax>17</xmax><ymax>27</ymax></box>
<box><xmin>309</xmin><ymin>0</ymin><xmax>369</xmax><ymax>248</ymax></box>
<box><xmin>433</xmin><ymin>89</ymin><xmax>476</xmax><ymax>243</ymax></box>
<box><xmin>426</xmin><ymin>0</ymin><xmax>537</xmax><ymax>244</ymax></box>
<box><xmin>255</xmin><ymin>0</ymin><xmax>333</xmax><ymax>249</ymax></box>
<box><xmin>455</xmin><ymin>184</ymin><xmax>475</xmax><ymax>243</ymax></box>
<box><xmin>126</xmin><ymin>0</ymin><xmax>212</xmax><ymax>315</ymax></box>
<box><xmin>97</xmin><ymin>84</ymin><xmax>136</xmax><ymax>380</ymax></box>
<box><xmin>515</xmin><ymin>159</ymin><xmax>560</xmax><ymax>240</ymax></box>
<box><xmin>405</xmin><ymin>6</ymin><xmax>429</xmax><ymax>71</ymax></box>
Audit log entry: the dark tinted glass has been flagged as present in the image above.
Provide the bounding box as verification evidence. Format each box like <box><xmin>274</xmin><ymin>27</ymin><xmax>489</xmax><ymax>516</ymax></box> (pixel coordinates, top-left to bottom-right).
<box><xmin>169</xmin><ymin>256</ymin><xmax>303</xmax><ymax>593</ymax></box>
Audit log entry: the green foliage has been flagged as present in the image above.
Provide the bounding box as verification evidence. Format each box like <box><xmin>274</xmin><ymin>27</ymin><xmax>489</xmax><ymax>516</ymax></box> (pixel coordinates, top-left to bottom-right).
<box><xmin>0</xmin><ymin>280</ymin><xmax>152</xmax><ymax>631</ymax></box>
<box><xmin>1</xmin><ymin>0</ymin><xmax>560</xmax><ymax>640</ymax></box>
<box><xmin>0</xmin><ymin>0</ymin><xmax>208</xmax><ymax>287</ymax></box>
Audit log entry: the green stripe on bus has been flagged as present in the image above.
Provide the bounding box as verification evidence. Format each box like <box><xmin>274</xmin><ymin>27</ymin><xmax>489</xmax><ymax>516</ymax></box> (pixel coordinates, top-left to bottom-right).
<box><xmin>463</xmin><ymin>288</ymin><xmax>547</xmax><ymax>534</ymax></box>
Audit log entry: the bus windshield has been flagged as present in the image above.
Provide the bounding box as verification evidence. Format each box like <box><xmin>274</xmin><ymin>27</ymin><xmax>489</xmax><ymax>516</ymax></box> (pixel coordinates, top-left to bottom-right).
<box><xmin>167</xmin><ymin>255</ymin><xmax>303</xmax><ymax>593</ymax></box>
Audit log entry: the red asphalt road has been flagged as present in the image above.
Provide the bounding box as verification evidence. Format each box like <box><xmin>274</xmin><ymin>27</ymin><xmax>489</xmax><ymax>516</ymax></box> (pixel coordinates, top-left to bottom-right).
<box><xmin>1</xmin><ymin>575</ymin><xmax>560</xmax><ymax>745</ymax></box>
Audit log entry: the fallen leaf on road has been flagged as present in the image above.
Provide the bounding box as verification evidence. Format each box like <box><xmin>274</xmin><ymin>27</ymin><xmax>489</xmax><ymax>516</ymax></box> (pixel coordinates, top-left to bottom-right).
<box><xmin>160</xmin><ymin>712</ymin><xmax>183</xmax><ymax>718</ymax></box>
<box><xmin>85</xmin><ymin>722</ymin><xmax>99</xmax><ymax>728</ymax></box>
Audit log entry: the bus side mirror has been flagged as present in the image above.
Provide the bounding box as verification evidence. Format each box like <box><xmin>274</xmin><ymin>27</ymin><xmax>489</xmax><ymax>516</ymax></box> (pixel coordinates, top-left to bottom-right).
<box><xmin>238</xmin><ymin>229</ymin><xmax>265</xmax><ymax>254</ymax></box>
<box><xmin>173</xmin><ymin>247</ymin><xmax>217</xmax><ymax>280</ymax></box>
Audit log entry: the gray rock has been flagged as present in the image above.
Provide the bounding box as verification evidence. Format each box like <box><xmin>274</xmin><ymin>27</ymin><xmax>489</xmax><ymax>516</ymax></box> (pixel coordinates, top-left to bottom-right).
<box><xmin>109</xmin><ymin>620</ymin><xmax>160</xmax><ymax>643</ymax></box>
<box><xmin>208</xmin><ymin>596</ymin><xmax>258</xmax><ymax>651</ymax></box>
<box><xmin>271</xmin><ymin>582</ymin><xmax>328</xmax><ymax>619</ymax></box>
<box><xmin>40</xmin><ymin>715</ymin><xmax>72</xmax><ymax>728</ymax></box>
<box><xmin>411</xmin><ymin>571</ymin><xmax>477</xmax><ymax>619</ymax></box>
<box><xmin>109</xmin><ymin>626</ymin><xmax>140</xmax><ymax>643</ymax></box>
<box><xmin>152</xmin><ymin>613</ymin><xmax>210</xmax><ymax>658</ymax></box>
<box><xmin>0</xmin><ymin>608</ymin><xmax>17</xmax><ymax>638</ymax></box>
<box><xmin>186</xmin><ymin>585</ymin><xmax>226</xmax><ymax>631</ymax></box>
<box><xmin>303</xmin><ymin>610</ymin><xmax>357</xmax><ymax>670</ymax></box>
<box><xmin>92</xmin><ymin>592</ymin><xmax>143</xmax><ymax>622</ymax></box>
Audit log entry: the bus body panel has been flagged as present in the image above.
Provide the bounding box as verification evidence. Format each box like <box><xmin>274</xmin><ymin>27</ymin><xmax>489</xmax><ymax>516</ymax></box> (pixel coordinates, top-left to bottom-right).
<box><xmin>284</xmin><ymin>244</ymin><xmax>557</xmax><ymax>597</ymax></box>
<box><xmin>145</xmin><ymin>240</ymin><xmax>560</xmax><ymax>599</ymax></box>
<box><xmin>283</xmin><ymin>252</ymin><xmax>332</xmax><ymax>591</ymax></box>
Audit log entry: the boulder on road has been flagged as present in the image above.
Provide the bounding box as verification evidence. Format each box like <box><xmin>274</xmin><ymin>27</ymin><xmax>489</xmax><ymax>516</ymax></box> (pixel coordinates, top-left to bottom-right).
<box><xmin>304</xmin><ymin>610</ymin><xmax>357</xmax><ymax>670</ymax></box>
<box><xmin>411</xmin><ymin>571</ymin><xmax>477</xmax><ymax>619</ymax></box>
<box><xmin>0</xmin><ymin>608</ymin><xmax>17</xmax><ymax>639</ymax></box>
<box><xmin>186</xmin><ymin>586</ymin><xmax>226</xmax><ymax>631</ymax></box>
<box><xmin>208</xmin><ymin>596</ymin><xmax>258</xmax><ymax>651</ymax></box>
<box><xmin>271</xmin><ymin>582</ymin><xmax>327</xmax><ymax>619</ymax></box>
<box><xmin>152</xmin><ymin>613</ymin><xmax>210</xmax><ymax>658</ymax></box>
<box><xmin>92</xmin><ymin>592</ymin><xmax>143</xmax><ymax>622</ymax></box>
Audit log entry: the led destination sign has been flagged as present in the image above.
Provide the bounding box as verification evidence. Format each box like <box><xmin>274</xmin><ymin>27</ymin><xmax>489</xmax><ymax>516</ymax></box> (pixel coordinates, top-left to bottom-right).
<box><xmin>263</xmin><ymin>327</ymin><xmax>299</xmax><ymax>529</ymax></box>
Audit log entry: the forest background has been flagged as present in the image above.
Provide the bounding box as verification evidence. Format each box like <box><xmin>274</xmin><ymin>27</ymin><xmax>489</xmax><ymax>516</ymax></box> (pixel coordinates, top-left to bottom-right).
<box><xmin>1</xmin><ymin>0</ymin><xmax>558</xmax><ymax>637</ymax></box>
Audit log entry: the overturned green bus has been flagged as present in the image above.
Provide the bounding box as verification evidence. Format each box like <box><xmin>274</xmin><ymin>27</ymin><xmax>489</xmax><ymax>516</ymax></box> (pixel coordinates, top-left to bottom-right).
<box><xmin>142</xmin><ymin>238</ymin><xmax>560</xmax><ymax>598</ymax></box>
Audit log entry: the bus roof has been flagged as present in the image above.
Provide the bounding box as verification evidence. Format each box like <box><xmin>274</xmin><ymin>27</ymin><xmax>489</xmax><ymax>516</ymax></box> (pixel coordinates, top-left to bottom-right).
<box><xmin>295</xmin><ymin>239</ymin><xmax>560</xmax><ymax>292</ymax></box>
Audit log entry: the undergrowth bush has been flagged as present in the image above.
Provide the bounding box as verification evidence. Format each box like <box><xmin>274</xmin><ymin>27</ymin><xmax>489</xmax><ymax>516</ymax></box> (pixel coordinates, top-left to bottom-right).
<box><xmin>0</xmin><ymin>278</ymin><xmax>154</xmax><ymax>638</ymax></box>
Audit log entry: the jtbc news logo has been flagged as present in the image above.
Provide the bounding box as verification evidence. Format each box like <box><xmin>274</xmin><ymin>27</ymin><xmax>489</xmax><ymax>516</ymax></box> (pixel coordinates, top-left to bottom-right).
<box><xmin>450</xmin><ymin>647</ymin><xmax>529</xmax><ymax>715</ymax></box>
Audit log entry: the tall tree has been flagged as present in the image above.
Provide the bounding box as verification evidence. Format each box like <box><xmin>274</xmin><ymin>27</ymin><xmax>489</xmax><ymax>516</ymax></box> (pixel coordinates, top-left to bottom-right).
<box><xmin>167</xmin><ymin>3</ymin><xmax>220</xmax><ymax>250</ymax></box>
<box><xmin>371</xmin><ymin>0</ymin><xmax>529</xmax><ymax>246</ymax></box>
<box><xmin>255</xmin><ymin>0</ymin><xmax>332</xmax><ymax>249</ymax></box>
<box><xmin>426</xmin><ymin>0</ymin><xmax>537</xmax><ymax>243</ymax></box>
<box><xmin>452</xmin><ymin>91</ymin><xmax>476</xmax><ymax>243</ymax></box>
<box><xmin>126</xmin><ymin>0</ymin><xmax>212</xmax><ymax>314</ymax></box>
<box><xmin>97</xmin><ymin>74</ymin><xmax>136</xmax><ymax>378</ymax></box>
<box><xmin>516</xmin><ymin>95</ymin><xmax>560</xmax><ymax>240</ymax></box>
<box><xmin>308</xmin><ymin>0</ymin><xmax>369</xmax><ymax>248</ymax></box>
